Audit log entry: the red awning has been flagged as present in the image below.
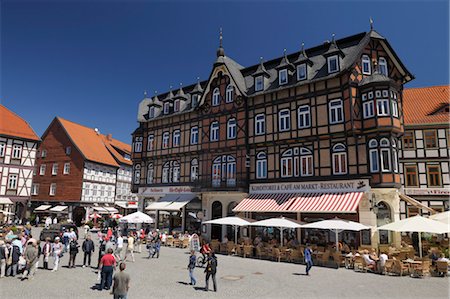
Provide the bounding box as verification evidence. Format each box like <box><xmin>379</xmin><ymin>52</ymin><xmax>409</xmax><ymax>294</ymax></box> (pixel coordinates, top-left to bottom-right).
<box><xmin>233</xmin><ymin>192</ymin><xmax>363</xmax><ymax>213</ymax></box>
<box><xmin>233</xmin><ymin>193</ymin><xmax>298</xmax><ymax>212</ymax></box>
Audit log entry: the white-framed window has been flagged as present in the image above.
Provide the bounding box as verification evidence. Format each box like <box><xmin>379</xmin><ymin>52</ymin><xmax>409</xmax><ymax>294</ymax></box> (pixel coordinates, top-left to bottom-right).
<box><xmin>40</xmin><ymin>164</ymin><xmax>46</xmax><ymax>175</ymax></box>
<box><xmin>332</xmin><ymin>143</ymin><xmax>347</xmax><ymax>175</ymax></box>
<box><xmin>65</xmin><ymin>146</ymin><xmax>71</xmax><ymax>155</ymax></box>
<box><xmin>379</xmin><ymin>57</ymin><xmax>388</xmax><ymax>76</ymax></box>
<box><xmin>255</xmin><ymin>114</ymin><xmax>265</xmax><ymax>135</ymax></box>
<box><xmin>92</xmin><ymin>185</ymin><xmax>97</xmax><ymax>196</ymax></box>
<box><xmin>362</xmin><ymin>55</ymin><xmax>371</xmax><ymax>75</ymax></box>
<box><xmin>134</xmin><ymin>137</ymin><xmax>143</xmax><ymax>153</ymax></box>
<box><xmin>226</xmin><ymin>84</ymin><xmax>234</xmax><ymax>103</ymax></box>
<box><xmin>12</xmin><ymin>144</ymin><xmax>22</xmax><ymax>159</ymax></box>
<box><xmin>173</xmin><ymin>130</ymin><xmax>181</xmax><ymax>147</ymax></box>
<box><xmin>49</xmin><ymin>183</ymin><xmax>57</xmax><ymax>196</ymax></box>
<box><xmin>327</xmin><ymin>55</ymin><xmax>339</xmax><ymax>73</ymax></box>
<box><xmin>377</xmin><ymin>99</ymin><xmax>390</xmax><ymax>116</ymax></box>
<box><xmin>256</xmin><ymin>152</ymin><xmax>267</xmax><ymax>179</ymax></box>
<box><xmin>279</xmin><ymin>69</ymin><xmax>288</xmax><ymax>85</ymax></box>
<box><xmin>190</xmin><ymin>127</ymin><xmax>199</xmax><ymax>145</ymax></box>
<box><xmin>212</xmin><ymin>158</ymin><xmax>221</xmax><ymax>187</ymax></box>
<box><xmin>63</xmin><ymin>163</ymin><xmax>70</xmax><ymax>174</ymax></box>
<box><xmin>31</xmin><ymin>183</ymin><xmax>39</xmax><ymax>195</ymax></box>
<box><xmin>392</xmin><ymin>100</ymin><xmax>399</xmax><ymax>117</ymax></box>
<box><xmin>380</xmin><ymin>138</ymin><xmax>391</xmax><ymax>172</ymax></box>
<box><xmin>297</xmin><ymin>63</ymin><xmax>307</xmax><ymax>81</ymax></box>
<box><xmin>210</xmin><ymin>121</ymin><xmax>219</xmax><ymax>141</ymax></box>
<box><xmin>279</xmin><ymin>109</ymin><xmax>291</xmax><ymax>131</ymax></box>
<box><xmin>164</xmin><ymin>102</ymin><xmax>170</xmax><ymax>114</ymax></box>
<box><xmin>297</xmin><ymin>105</ymin><xmax>311</xmax><ymax>128</ymax></box>
<box><xmin>255</xmin><ymin>76</ymin><xmax>264</xmax><ymax>92</ymax></box>
<box><xmin>363</xmin><ymin>101</ymin><xmax>375</xmax><ymax>118</ymax></box>
<box><xmin>41</xmin><ymin>149</ymin><xmax>47</xmax><ymax>158</ymax></box>
<box><xmin>148</xmin><ymin>106</ymin><xmax>155</xmax><ymax>118</ymax></box>
<box><xmin>174</xmin><ymin>99</ymin><xmax>180</xmax><ymax>112</ymax></box>
<box><xmin>191</xmin><ymin>94</ymin><xmax>199</xmax><ymax>108</ymax></box>
<box><xmin>368</xmin><ymin>139</ymin><xmax>379</xmax><ymax>173</ymax></box>
<box><xmin>133</xmin><ymin>165</ymin><xmax>141</xmax><ymax>184</ymax></box>
<box><xmin>147</xmin><ymin>134</ymin><xmax>154</xmax><ymax>151</ymax></box>
<box><xmin>7</xmin><ymin>174</ymin><xmax>18</xmax><ymax>190</ymax></box>
<box><xmin>227</xmin><ymin>118</ymin><xmax>237</xmax><ymax>139</ymax></box>
<box><xmin>392</xmin><ymin>139</ymin><xmax>398</xmax><ymax>173</ymax></box>
<box><xmin>226</xmin><ymin>157</ymin><xmax>236</xmax><ymax>186</ymax></box>
<box><xmin>162</xmin><ymin>132</ymin><xmax>169</xmax><ymax>149</ymax></box>
<box><xmin>0</xmin><ymin>142</ymin><xmax>5</xmax><ymax>157</ymax></box>
<box><xmin>329</xmin><ymin>99</ymin><xmax>344</xmax><ymax>124</ymax></box>
<box><xmin>300</xmin><ymin>148</ymin><xmax>313</xmax><ymax>176</ymax></box>
<box><xmin>212</xmin><ymin>155</ymin><xmax>236</xmax><ymax>187</ymax></box>
<box><xmin>281</xmin><ymin>149</ymin><xmax>293</xmax><ymax>177</ymax></box>
<box><xmin>190</xmin><ymin>159</ymin><xmax>199</xmax><ymax>181</ymax></box>
<box><xmin>212</xmin><ymin>87</ymin><xmax>220</xmax><ymax>106</ymax></box>
<box><xmin>162</xmin><ymin>162</ymin><xmax>169</xmax><ymax>183</ymax></box>
<box><xmin>52</xmin><ymin>163</ymin><xmax>58</xmax><ymax>175</ymax></box>
<box><xmin>172</xmin><ymin>161</ymin><xmax>180</xmax><ymax>183</ymax></box>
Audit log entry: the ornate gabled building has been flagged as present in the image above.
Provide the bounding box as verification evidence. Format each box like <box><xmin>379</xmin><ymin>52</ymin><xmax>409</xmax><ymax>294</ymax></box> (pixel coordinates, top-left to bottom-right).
<box><xmin>132</xmin><ymin>27</ymin><xmax>414</xmax><ymax>246</ymax></box>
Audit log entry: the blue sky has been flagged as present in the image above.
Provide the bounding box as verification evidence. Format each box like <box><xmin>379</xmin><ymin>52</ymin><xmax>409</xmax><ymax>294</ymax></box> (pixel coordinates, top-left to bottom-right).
<box><xmin>1</xmin><ymin>0</ymin><xmax>448</xmax><ymax>144</ymax></box>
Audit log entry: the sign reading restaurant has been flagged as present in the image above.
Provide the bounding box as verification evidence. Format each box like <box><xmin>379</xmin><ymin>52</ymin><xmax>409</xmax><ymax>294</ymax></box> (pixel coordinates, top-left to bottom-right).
<box><xmin>140</xmin><ymin>186</ymin><xmax>193</xmax><ymax>196</ymax></box>
<box><xmin>404</xmin><ymin>188</ymin><xmax>450</xmax><ymax>196</ymax></box>
<box><xmin>250</xmin><ymin>179</ymin><xmax>370</xmax><ymax>194</ymax></box>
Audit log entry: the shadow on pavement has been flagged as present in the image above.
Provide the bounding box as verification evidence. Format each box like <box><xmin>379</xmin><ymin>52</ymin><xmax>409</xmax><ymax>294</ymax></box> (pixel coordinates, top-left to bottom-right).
<box><xmin>292</xmin><ymin>273</ymin><xmax>308</xmax><ymax>276</ymax></box>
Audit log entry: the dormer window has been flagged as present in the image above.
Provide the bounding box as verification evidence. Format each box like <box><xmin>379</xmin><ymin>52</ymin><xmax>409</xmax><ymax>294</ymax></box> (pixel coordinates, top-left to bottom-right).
<box><xmin>192</xmin><ymin>94</ymin><xmax>199</xmax><ymax>108</ymax></box>
<box><xmin>148</xmin><ymin>106</ymin><xmax>155</xmax><ymax>118</ymax></box>
<box><xmin>255</xmin><ymin>76</ymin><xmax>264</xmax><ymax>92</ymax></box>
<box><xmin>212</xmin><ymin>88</ymin><xmax>220</xmax><ymax>106</ymax></box>
<box><xmin>297</xmin><ymin>63</ymin><xmax>307</xmax><ymax>81</ymax></box>
<box><xmin>327</xmin><ymin>55</ymin><xmax>339</xmax><ymax>73</ymax></box>
<box><xmin>379</xmin><ymin>57</ymin><xmax>388</xmax><ymax>76</ymax></box>
<box><xmin>174</xmin><ymin>99</ymin><xmax>180</xmax><ymax>112</ymax></box>
<box><xmin>279</xmin><ymin>69</ymin><xmax>288</xmax><ymax>85</ymax></box>
<box><xmin>362</xmin><ymin>55</ymin><xmax>371</xmax><ymax>75</ymax></box>
<box><xmin>164</xmin><ymin>102</ymin><xmax>170</xmax><ymax>114</ymax></box>
<box><xmin>225</xmin><ymin>84</ymin><xmax>234</xmax><ymax>103</ymax></box>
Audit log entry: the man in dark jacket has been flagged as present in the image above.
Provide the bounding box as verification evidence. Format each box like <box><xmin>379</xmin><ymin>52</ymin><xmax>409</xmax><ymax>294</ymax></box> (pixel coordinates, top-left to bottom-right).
<box><xmin>68</xmin><ymin>238</ymin><xmax>79</xmax><ymax>268</ymax></box>
<box><xmin>7</xmin><ymin>242</ymin><xmax>21</xmax><ymax>277</ymax></box>
<box><xmin>82</xmin><ymin>234</ymin><xmax>95</xmax><ymax>268</ymax></box>
<box><xmin>204</xmin><ymin>251</ymin><xmax>217</xmax><ymax>292</ymax></box>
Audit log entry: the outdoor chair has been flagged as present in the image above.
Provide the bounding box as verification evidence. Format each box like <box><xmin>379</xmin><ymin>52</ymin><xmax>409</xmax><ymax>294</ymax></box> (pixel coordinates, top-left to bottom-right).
<box><xmin>392</xmin><ymin>259</ymin><xmax>409</xmax><ymax>276</ymax></box>
<box><xmin>243</xmin><ymin>245</ymin><xmax>253</xmax><ymax>258</ymax></box>
<box><xmin>166</xmin><ymin>238</ymin><xmax>174</xmax><ymax>247</ymax></box>
<box><xmin>226</xmin><ymin>241</ymin><xmax>236</xmax><ymax>255</ymax></box>
<box><xmin>235</xmin><ymin>245</ymin><xmax>243</xmax><ymax>257</ymax></box>
<box><xmin>289</xmin><ymin>249</ymin><xmax>302</xmax><ymax>263</ymax></box>
<box><xmin>435</xmin><ymin>261</ymin><xmax>449</xmax><ymax>277</ymax></box>
<box><xmin>320</xmin><ymin>250</ymin><xmax>331</xmax><ymax>267</ymax></box>
<box><xmin>182</xmin><ymin>238</ymin><xmax>189</xmax><ymax>248</ymax></box>
<box><xmin>272</xmin><ymin>247</ymin><xmax>282</xmax><ymax>262</ymax></box>
<box><xmin>383</xmin><ymin>259</ymin><xmax>395</xmax><ymax>275</ymax></box>
<box><xmin>210</xmin><ymin>241</ymin><xmax>220</xmax><ymax>253</ymax></box>
<box><xmin>396</xmin><ymin>252</ymin><xmax>407</xmax><ymax>261</ymax></box>
<box><xmin>332</xmin><ymin>252</ymin><xmax>345</xmax><ymax>267</ymax></box>
<box><xmin>255</xmin><ymin>246</ymin><xmax>267</xmax><ymax>259</ymax></box>
<box><xmin>413</xmin><ymin>260</ymin><xmax>431</xmax><ymax>277</ymax></box>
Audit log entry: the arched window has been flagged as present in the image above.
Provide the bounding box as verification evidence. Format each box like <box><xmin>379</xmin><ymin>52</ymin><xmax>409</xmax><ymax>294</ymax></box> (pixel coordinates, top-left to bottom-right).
<box><xmin>362</xmin><ymin>55</ymin><xmax>371</xmax><ymax>75</ymax></box>
<box><xmin>225</xmin><ymin>84</ymin><xmax>234</xmax><ymax>103</ymax></box>
<box><xmin>162</xmin><ymin>132</ymin><xmax>170</xmax><ymax>149</ymax></box>
<box><xmin>147</xmin><ymin>163</ymin><xmax>154</xmax><ymax>184</ymax></box>
<box><xmin>173</xmin><ymin>130</ymin><xmax>181</xmax><ymax>147</ymax></box>
<box><xmin>212</xmin><ymin>88</ymin><xmax>220</xmax><ymax>106</ymax></box>
<box><xmin>133</xmin><ymin>164</ymin><xmax>141</xmax><ymax>184</ymax></box>
<box><xmin>162</xmin><ymin>162</ymin><xmax>169</xmax><ymax>183</ymax></box>
<box><xmin>256</xmin><ymin>152</ymin><xmax>267</xmax><ymax>179</ymax></box>
<box><xmin>212</xmin><ymin>155</ymin><xmax>236</xmax><ymax>187</ymax></box>
<box><xmin>190</xmin><ymin>159</ymin><xmax>199</xmax><ymax>182</ymax></box>
<box><xmin>332</xmin><ymin>143</ymin><xmax>347</xmax><ymax>175</ymax></box>
<box><xmin>380</xmin><ymin>138</ymin><xmax>391</xmax><ymax>172</ymax></box>
<box><xmin>227</xmin><ymin>118</ymin><xmax>237</xmax><ymax>139</ymax></box>
<box><xmin>300</xmin><ymin>148</ymin><xmax>313</xmax><ymax>176</ymax></box>
<box><xmin>368</xmin><ymin>139</ymin><xmax>379</xmax><ymax>173</ymax></box>
<box><xmin>212</xmin><ymin>157</ymin><xmax>222</xmax><ymax>187</ymax></box>
<box><xmin>172</xmin><ymin>161</ymin><xmax>180</xmax><ymax>183</ymax></box>
<box><xmin>281</xmin><ymin>149</ymin><xmax>293</xmax><ymax>177</ymax></box>
<box><xmin>210</xmin><ymin>121</ymin><xmax>219</xmax><ymax>141</ymax></box>
<box><xmin>134</xmin><ymin>137</ymin><xmax>143</xmax><ymax>153</ymax></box>
<box><xmin>379</xmin><ymin>57</ymin><xmax>388</xmax><ymax>76</ymax></box>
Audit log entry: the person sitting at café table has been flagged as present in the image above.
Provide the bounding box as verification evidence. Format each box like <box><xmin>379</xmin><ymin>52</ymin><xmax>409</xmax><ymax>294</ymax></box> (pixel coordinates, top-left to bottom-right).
<box><xmin>221</xmin><ymin>235</ymin><xmax>228</xmax><ymax>244</ymax></box>
<box><xmin>341</xmin><ymin>241</ymin><xmax>351</xmax><ymax>254</ymax></box>
<box><xmin>437</xmin><ymin>253</ymin><xmax>450</xmax><ymax>263</ymax></box>
<box><xmin>362</xmin><ymin>250</ymin><xmax>377</xmax><ymax>271</ymax></box>
<box><xmin>287</xmin><ymin>238</ymin><xmax>299</xmax><ymax>249</ymax></box>
<box><xmin>253</xmin><ymin>235</ymin><xmax>262</xmax><ymax>247</ymax></box>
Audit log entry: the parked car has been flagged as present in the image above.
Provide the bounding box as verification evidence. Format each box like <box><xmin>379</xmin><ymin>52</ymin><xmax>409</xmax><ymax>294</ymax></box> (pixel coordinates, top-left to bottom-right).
<box><xmin>39</xmin><ymin>223</ymin><xmax>78</xmax><ymax>241</ymax></box>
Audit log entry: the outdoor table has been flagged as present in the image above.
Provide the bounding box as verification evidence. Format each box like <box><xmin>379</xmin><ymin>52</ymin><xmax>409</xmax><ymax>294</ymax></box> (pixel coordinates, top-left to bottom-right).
<box><xmin>403</xmin><ymin>259</ymin><xmax>422</xmax><ymax>277</ymax></box>
<box><xmin>344</xmin><ymin>254</ymin><xmax>354</xmax><ymax>269</ymax></box>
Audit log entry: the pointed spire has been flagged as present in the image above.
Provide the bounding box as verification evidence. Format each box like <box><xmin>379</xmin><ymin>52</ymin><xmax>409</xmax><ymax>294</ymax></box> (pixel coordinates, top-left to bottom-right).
<box><xmin>294</xmin><ymin>42</ymin><xmax>312</xmax><ymax>65</ymax></box>
<box><xmin>370</xmin><ymin>17</ymin><xmax>374</xmax><ymax>30</ymax></box>
<box><xmin>323</xmin><ymin>33</ymin><xmax>345</xmax><ymax>57</ymax></box>
<box><xmin>152</xmin><ymin>90</ymin><xmax>159</xmax><ymax>102</ymax></box>
<box><xmin>216</xmin><ymin>27</ymin><xmax>225</xmax><ymax>57</ymax></box>
<box><xmin>192</xmin><ymin>76</ymin><xmax>203</xmax><ymax>93</ymax></box>
<box><xmin>253</xmin><ymin>56</ymin><xmax>270</xmax><ymax>77</ymax></box>
<box><xmin>166</xmin><ymin>85</ymin><xmax>174</xmax><ymax>100</ymax></box>
<box><xmin>276</xmin><ymin>48</ymin><xmax>294</xmax><ymax>70</ymax></box>
<box><xmin>176</xmin><ymin>83</ymin><xmax>186</xmax><ymax>98</ymax></box>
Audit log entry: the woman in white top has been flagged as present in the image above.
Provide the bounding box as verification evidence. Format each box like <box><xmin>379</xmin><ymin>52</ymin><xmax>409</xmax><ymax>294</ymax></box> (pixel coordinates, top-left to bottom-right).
<box><xmin>124</xmin><ymin>234</ymin><xmax>135</xmax><ymax>262</ymax></box>
<box><xmin>51</xmin><ymin>237</ymin><xmax>63</xmax><ymax>272</ymax></box>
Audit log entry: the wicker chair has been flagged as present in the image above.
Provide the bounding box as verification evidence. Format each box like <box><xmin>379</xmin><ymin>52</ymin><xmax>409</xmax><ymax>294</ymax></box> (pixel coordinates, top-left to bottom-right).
<box><xmin>255</xmin><ymin>246</ymin><xmax>267</xmax><ymax>259</ymax></box>
<box><xmin>166</xmin><ymin>237</ymin><xmax>174</xmax><ymax>247</ymax></box>
<box><xmin>272</xmin><ymin>248</ymin><xmax>282</xmax><ymax>262</ymax></box>
<box><xmin>384</xmin><ymin>259</ymin><xmax>395</xmax><ymax>275</ymax></box>
<box><xmin>392</xmin><ymin>259</ymin><xmax>409</xmax><ymax>276</ymax></box>
<box><xmin>243</xmin><ymin>245</ymin><xmax>253</xmax><ymax>258</ymax></box>
<box><xmin>436</xmin><ymin>261</ymin><xmax>449</xmax><ymax>277</ymax></box>
<box><xmin>332</xmin><ymin>252</ymin><xmax>345</xmax><ymax>267</ymax></box>
<box><xmin>226</xmin><ymin>241</ymin><xmax>235</xmax><ymax>255</ymax></box>
<box><xmin>412</xmin><ymin>260</ymin><xmax>431</xmax><ymax>277</ymax></box>
<box><xmin>320</xmin><ymin>250</ymin><xmax>331</xmax><ymax>267</ymax></box>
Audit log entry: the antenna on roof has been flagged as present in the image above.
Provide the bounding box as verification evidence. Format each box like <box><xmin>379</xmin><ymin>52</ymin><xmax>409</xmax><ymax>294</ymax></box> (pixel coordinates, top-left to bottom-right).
<box><xmin>94</xmin><ymin>128</ymin><xmax>100</xmax><ymax>135</ymax></box>
<box><xmin>370</xmin><ymin>17</ymin><xmax>374</xmax><ymax>30</ymax></box>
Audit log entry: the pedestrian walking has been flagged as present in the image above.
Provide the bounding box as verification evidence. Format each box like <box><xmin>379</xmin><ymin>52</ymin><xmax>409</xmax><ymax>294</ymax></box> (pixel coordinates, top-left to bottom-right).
<box><xmin>304</xmin><ymin>243</ymin><xmax>313</xmax><ymax>275</ymax></box>
<box><xmin>0</xmin><ymin>240</ymin><xmax>8</xmax><ymax>278</ymax></box>
<box><xmin>68</xmin><ymin>238</ymin><xmax>79</xmax><ymax>268</ymax></box>
<box><xmin>35</xmin><ymin>215</ymin><xmax>40</xmax><ymax>227</ymax></box>
<box><xmin>124</xmin><ymin>234</ymin><xmax>135</xmax><ymax>262</ymax></box>
<box><xmin>42</xmin><ymin>237</ymin><xmax>51</xmax><ymax>270</ymax></box>
<box><xmin>53</xmin><ymin>217</ymin><xmax>57</xmax><ymax>224</ymax></box>
<box><xmin>99</xmin><ymin>248</ymin><xmax>116</xmax><ymax>291</ymax></box>
<box><xmin>115</xmin><ymin>234</ymin><xmax>123</xmax><ymax>261</ymax></box>
<box><xmin>6</xmin><ymin>240</ymin><xmax>20</xmax><ymax>277</ymax></box>
<box><xmin>204</xmin><ymin>251</ymin><xmax>217</xmax><ymax>292</ymax></box>
<box><xmin>45</xmin><ymin>217</ymin><xmax>51</xmax><ymax>229</ymax></box>
<box><xmin>152</xmin><ymin>237</ymin><xmax>161</xmax><ymax>258</ymax></box>
<box><xmin>62</xmin><ymin>229</ymin><xmax>70</xmax><ymax>253</ymax></box>
<box><xmin>82</xmin><ymin>234</ymin><xmax>95</xmax><ymax>268</ymax></box>
<box><xmin>112</xmin><ymin>262</ymin><xmax>130</xmax><ymax>299</ymax></box>
<box><xmin>21</xmin><ymin>241</ymin><xmax>38</xmax><ymax>280</ymax></box>
<box><xmin>51</xmin><ymin>237</ymin><xmax>63</xmax><ymax>272</ymax></box>
<box><xmin>187</xmin><ymin>250</ymin><xmax>196</xmax><ymax>285</ymax></box>
<box><xmin>35</xmin><ymin>240</ymin><xmax>41</xmax><ymax>272</ymax></box>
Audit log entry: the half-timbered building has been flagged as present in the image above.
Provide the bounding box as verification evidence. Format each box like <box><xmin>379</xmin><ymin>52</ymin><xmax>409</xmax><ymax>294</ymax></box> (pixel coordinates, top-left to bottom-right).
<box><xmin>132</xmin><ymin>27</ymin><xmax>414</xmax><ymax>246</ymax></box>
<box><xmin>0</xmin><ymin>105</ymin><xmax>40</xmax><ymax>221</ymax></box>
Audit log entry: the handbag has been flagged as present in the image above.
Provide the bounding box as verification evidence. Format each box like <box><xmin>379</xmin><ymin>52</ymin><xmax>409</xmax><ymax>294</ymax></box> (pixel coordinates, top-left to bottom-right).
<box><xmin>6</xmin><ymin>254</ymin><xmax>12</xmax><ymax>266</ymax></box>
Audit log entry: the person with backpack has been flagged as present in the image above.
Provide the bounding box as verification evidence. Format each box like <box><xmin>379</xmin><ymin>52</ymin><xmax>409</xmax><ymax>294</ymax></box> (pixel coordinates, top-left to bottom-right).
<box><xmin>82</xmin><ymin>234</ymin><xmax>95</xmax><ymax>268</ymax></box>
<box><xmin>204</xmin><ymin>251</ymin><xmax>217</xmax><ymax>292</ymax></box>
<box><xmin>68</xmin><ymin>238</ymin><xmax>79</xmax><ymax>268</ymax></box>
<box><xmin>187</xmin><ymin>250</ymin><xmax>196</xmax><ymax>285</ymax></box>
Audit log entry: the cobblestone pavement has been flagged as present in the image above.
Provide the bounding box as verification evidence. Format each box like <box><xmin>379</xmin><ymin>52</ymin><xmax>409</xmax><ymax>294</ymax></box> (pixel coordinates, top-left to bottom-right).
<box><xmin>0</xmin><ymin>228</ymin><xmax>448</xmax><ymax>299</ymax></box>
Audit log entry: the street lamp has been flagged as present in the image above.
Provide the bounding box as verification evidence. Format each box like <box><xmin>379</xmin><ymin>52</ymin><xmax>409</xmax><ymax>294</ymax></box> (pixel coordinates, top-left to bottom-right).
<box><xmin>369</xmin><ymin>193</ymin><xmax>379</xmax><ymax>215</ymax></box>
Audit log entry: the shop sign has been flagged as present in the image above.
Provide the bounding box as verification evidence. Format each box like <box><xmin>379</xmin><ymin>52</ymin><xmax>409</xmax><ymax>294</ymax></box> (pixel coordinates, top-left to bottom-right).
<box><xmin>250</xmin><ymin>179</ymin><xmax>370</xmax><ymax>194</ymax></box>
<box><xmin>190</xmin><ymin>233</ymin><xmax>200</xmax><ymax>252</ymax></box>
<box><xmin>404</xmin><ymin>188</ymin><xmax>450</xmax><ymax>196</ymax></box>
<box><xmin>140</xmin><ymin>186</ymin><xmax>192</xmax><ymax>195</ymax></box>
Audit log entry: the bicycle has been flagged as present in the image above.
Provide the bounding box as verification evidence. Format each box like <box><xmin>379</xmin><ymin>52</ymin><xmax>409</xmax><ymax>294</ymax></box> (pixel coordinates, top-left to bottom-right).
<box><xmin>196</xmin><ymin>254</ymin><xmax>207</xmax><ymax>268</ymax></box>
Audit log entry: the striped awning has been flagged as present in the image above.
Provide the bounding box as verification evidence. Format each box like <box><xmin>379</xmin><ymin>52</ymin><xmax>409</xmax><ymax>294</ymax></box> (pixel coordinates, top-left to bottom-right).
<box><xmin>233</xmin><ymin>192</ymin><xmax>363</xmax><ymax>213</ymax></box>
<box><xmin>233</xmin><ymin>193</ymin><xmax>298</xmax><ymax>212</ymax></box>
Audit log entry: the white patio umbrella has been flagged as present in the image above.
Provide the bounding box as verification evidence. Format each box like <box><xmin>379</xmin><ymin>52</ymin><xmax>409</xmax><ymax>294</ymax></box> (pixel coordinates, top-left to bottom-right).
<box><xmin>120</xmin><ymin>211</ymin><xmax>154</xmax><ymax>224</ymax></box>
<box><xmin>301</xmin><ymin>218</ymin><xmax>370</xmax><ymax>252</ymax></box>
<box><xmin>249</xmin><ymin>217</ymin><xmax>302</xmax><ymax>247</ymax></box>
<box><xmin>203</xmin><ymin>216</ymin><xmax>255</xmax><ymax>244</ymax></box>
<box><xmin>429</xmin><ymin>211</ymin><xmax>450</xmax><ymax>226</ymax></box>
<box><xmin>377</xmin><ymin>215</ymin><xmax>449</xmax><ymax>258</ymax></box>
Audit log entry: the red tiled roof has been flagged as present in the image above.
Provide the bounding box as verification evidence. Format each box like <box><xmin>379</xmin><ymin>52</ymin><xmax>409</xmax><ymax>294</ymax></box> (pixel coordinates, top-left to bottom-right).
<box><xmin>403</xmin><ymin>85</ymin><xmax>450</xmax><ymax>125</ymax></box>
<box><xmin>57</xmin><ymin>117</ymin><xmax>130</xmax><ymax>167</ymax></box>
<box><xmin>101</xmin><ymin>135</ymin><xmax>132</xmax><ymax>166</ymax></box>
<box><xmin>0</xmin><ymin>105</ymin><xmax>40</xmax><ymax>141</ymax></box>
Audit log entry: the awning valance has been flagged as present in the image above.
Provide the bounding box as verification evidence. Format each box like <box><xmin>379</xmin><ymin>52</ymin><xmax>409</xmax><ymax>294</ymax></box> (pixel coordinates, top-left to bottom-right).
<box><xmin>146</xmin><ymin>202</ymin><xmax>171</xmax><ymax>211</ymax></box>
<box><xmin>93</xmin><ymin>207</ymin><xmax>109</xmax><ymax>214</ymax></box>
<box><xmin>0</xmin><ymin>197</ymin><xmax>13</xmax><ymax>205</ymax></box>
<box><xmin>115</xmin><ymin>202</ymin><xmax>139</xmax><ymax>209</ymax></box>
<box><xmin>103</xmin><ymin>207</ymin><xmax>119</xmax><ymax>214</ymax></box>
<box><xmin>145</xmin><ymin>193</ymin><xmax>196</xmax><ymax>211</ymax></box>
<box><xmin>164</xmin><ymin>201</ymin><xmax>189</xmax><ymax>211</ymax></box>
<box><xmin>34</xmin><ymin>205</ymin><xmax>52</xmax><ymax>212</ymax></box>
<box><xmin>49</xmin><ymin>206</ymin><xmax>68</xmax><ymax>213</ymax></box>
<box><xmin>233</xmin><ymin>192</ymin><xmax>363</xmax><ymax>213</ymax></box>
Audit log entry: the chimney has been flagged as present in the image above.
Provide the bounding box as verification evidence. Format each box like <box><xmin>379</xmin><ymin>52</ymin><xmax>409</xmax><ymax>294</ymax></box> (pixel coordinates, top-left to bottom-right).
<box><xmin>107</xmin><ymin>134</ymin><xmax>113</xmax><ymax>141</ymax></box>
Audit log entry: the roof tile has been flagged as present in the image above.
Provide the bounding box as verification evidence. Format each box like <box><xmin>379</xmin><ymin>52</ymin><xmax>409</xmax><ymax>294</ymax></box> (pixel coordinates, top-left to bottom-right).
<box><xmin>0</xmin><ymin>105</ymin><xmax>40</xmax><ymax>141</ymax></box>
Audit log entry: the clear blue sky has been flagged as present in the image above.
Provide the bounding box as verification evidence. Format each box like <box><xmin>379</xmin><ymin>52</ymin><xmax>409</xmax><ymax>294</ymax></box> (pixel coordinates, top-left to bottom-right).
<box><xmin>1</xmin><ymin>0</ymin><xmax>448</xmax><ymax>144</ymax></box>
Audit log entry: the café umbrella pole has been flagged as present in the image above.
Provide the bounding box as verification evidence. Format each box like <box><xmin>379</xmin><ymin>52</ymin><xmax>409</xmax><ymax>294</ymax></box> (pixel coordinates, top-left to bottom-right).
<box><xmin>418</xmin><ymin>232</ymin><xmax>422</xmax><ymax>258</ymax></box>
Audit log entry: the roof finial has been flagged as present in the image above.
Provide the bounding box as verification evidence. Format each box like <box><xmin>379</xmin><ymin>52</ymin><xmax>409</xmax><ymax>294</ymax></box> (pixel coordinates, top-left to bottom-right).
<box><xmin>144</xmin><ymin>90</ymin><xmax>148</xmax><ymax>97</ymax></box>
<box><xmin>283</xmin><ymin>48</ymin><xmax>287</xmax><ymax>56</ymax></box>
<box><xmin>219</xmin><ymin>27</ymin><xmax>223</xmax><ymax>48</ymax></box>
<box><xmin>370</xmin><ymin>17</ymin><xmax>374</xmax><ymax>30</ymax></box>
<box><xmin>179</xmin><ymin>83</ymin><xmax>183</xmax><ymax>87</ymax></box>
<box><xmin>216</xmin><ymin>27</ymin><xmax>225</xmax><ymax>57</ymax></box>
<box><xmin>331</xmin><ymin>33</ymin><xmax>335</xmax><ymax>42</ymax></box>
<box><xmin>301</xmin><ymin>42</ymin><xmax>305</xmax><ymax>52</ymax></box>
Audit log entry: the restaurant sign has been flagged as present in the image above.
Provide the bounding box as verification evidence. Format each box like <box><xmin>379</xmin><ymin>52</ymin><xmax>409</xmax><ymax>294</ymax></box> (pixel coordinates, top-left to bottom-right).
<box><xmin>404</xmin><ymin>188</ymin><xmax>450</xmax><ymax>196</ymax></box>
<box><xmin>250</xmin><ymin>179</ymin><xmax>370</xmax><ymax>194</ymax></box>
<box><xmin>140</xmin><ymin>186</ymin><xmax>192</xmax><ymax>196</ymax></box>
